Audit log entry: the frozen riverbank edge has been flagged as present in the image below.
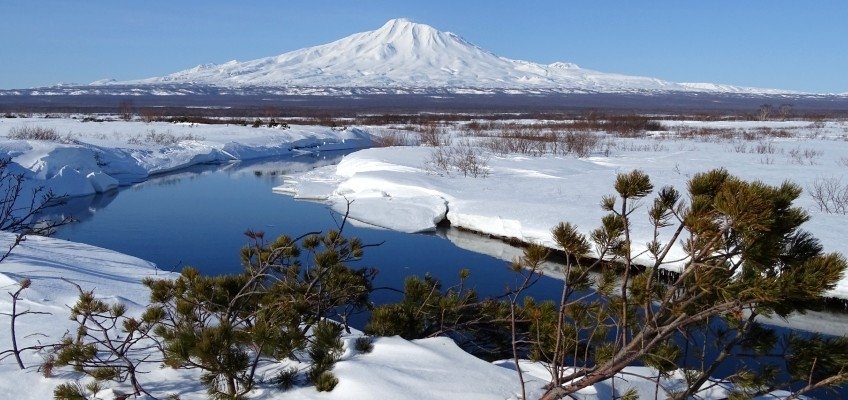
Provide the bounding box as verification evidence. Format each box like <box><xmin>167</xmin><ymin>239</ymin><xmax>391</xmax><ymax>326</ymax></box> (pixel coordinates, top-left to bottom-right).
<box><xmin>276</xmin><ymin>120</ymin><xmax>848</xmax><ymax>301</ymax></box>
<box><xmin>0</xmin><ymin>118</ymin><xmax>375</xmax><ymax>198</ymax></box>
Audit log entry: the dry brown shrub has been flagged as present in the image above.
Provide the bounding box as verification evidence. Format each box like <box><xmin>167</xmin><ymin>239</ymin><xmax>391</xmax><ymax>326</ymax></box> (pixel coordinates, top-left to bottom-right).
<box><xmin>414</xmin><ymin>123</ymin><xmax>447</xmax><ymax>147</ymax></box>
<box><xmin>809</xmin><ymin>177</ymin><xmax>848</xmax><ymax>214</ymax></box>
<box><xmin>425</xmin><ymin>141</ymin><xmax>489</xmax><ymax>178</ymax></box>
<box><xmin>372</xmin><ymin>131</ymin><xmax>416</xmax><ymax>147</ymax></box>
<box><xmin>7</xmin><ymin>126</ymin><xmax>61</xmax><ymax>141</ymax></box>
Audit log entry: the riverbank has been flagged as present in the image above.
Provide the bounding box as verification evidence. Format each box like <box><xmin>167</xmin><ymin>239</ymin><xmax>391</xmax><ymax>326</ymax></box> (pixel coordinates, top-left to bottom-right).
<box><xmin>277</xmin><ymin>119</ymin><xmax>848</xmax><ymax>300</ymax></box>
<box><xmin>0</xmin><ymin>117</ymin><xmax>373</xmax><ymax>198</ymax></box>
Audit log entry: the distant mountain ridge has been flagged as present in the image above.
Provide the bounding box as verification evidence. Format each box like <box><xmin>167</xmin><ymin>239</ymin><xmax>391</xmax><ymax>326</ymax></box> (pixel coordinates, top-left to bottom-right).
<box><xmin>90</xmin><ymin>18</ymin><xmax>796</xmax><ymax>96</ymax></box>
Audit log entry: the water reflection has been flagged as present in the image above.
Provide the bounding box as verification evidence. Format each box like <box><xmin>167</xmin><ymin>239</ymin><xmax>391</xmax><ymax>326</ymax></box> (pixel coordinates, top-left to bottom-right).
<box><xmin>440</xmin><ymin>222</ymin><xmax>848</xmax><ymax>336</ymax></box>
<box><xmin>131</xmin><ymin>152</ymin><xmax>347</xmax><ymax>190</ymax></box>
<box><xmin>41</xmin><ymin>190</ymin><xmax>120</xmax><ymax>225</ymax></box>
<box><xmin>41</xmin><ymin>152</ymin><xmax>349</xmax><ymax>233</ymax></box>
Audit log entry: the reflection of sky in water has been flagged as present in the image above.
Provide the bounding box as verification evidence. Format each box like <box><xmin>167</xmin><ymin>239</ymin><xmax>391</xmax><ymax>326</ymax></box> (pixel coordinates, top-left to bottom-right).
<box><xmin>49</xmin><ymin>152</ymin><xmax>567</xmax><ymax>307</ymax></box>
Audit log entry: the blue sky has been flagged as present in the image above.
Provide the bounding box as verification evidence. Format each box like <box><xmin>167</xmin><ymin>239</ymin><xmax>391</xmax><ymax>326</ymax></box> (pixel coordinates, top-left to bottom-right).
<box><xmin>2</xmin><ymin>1</ymin><xmax>846</xmax><ymax>93</ymax></box>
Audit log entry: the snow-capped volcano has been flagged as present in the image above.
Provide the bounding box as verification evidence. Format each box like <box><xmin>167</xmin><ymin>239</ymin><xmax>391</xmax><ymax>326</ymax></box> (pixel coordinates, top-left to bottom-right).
<box><xmin>105</xmin><ymin>18</ymin><xmax>788</xmax><ymax>95</ymax></box>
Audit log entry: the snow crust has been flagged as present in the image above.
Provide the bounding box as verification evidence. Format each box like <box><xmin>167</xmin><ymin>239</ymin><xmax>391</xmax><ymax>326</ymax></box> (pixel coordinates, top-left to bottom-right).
<box><xmin>0</xmin><ymin>232</ymin><xmax>172</xmax><ymax>399</ymax></box>
<box><xmin>279</xmin><ymin>120</ymin><xmax>848</xmax><ymax>299</ymax></box>
<box><xmin>0</xmin><ymin>118</ymin><xmax>372</xmax><ymax>197</ymax></box>
<box><xmin>106</xmin><ymin>19</ymin><xmax>794</xmax><ymax>95</ymax></box>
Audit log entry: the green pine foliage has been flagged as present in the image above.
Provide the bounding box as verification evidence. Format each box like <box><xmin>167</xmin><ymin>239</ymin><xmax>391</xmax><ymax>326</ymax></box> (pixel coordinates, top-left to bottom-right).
<box><xmin>365</xmin><ymin>270</ymin><xmax>514</xmax><ymax>356</ymax></box>
<box><xmin>367</xmin><ymin>169</ymin><xmax>848</xmax><ymax>399</ymax></box>
<box><xmin>271</xmin><ymin>367</ymin><xmax>299</xmax><ymax>391</ymax></box>
<box><xmin>52</xmin><ymin>381</ymin><xmax>104</xmax><ymax>400</ymax></box>
<box><xmin>313</xmin><ymin>371</ymin><xmax>339</xmax><ymax>392</ymax></box>
<box><xmin>51</xmin><ymin>229</ymin><xmax>375</xmax><ymax>399</ymax></box>
<box><xmin>308</xmin><ymin>320</ymin><xmax>344</xmax><ymax>377</ymax></box>
<box><xmin>354</xmin><ymin>336</ymin><xmax>374</xmax><ymax>354</ymax></box>
<box><xmin>53</xmin><ymin>288</ymin><xmax>156</xmax><ymax>397</ymax></box>
<box><xmin>787</xmin><ymin>334</ymin><xmax>848</xmax><ymax>386</ymax></box>
<box><xmin>529</xmin><ymin>169</ymin><xmax>848</xmax><ymax>399</ymax></box>
<box><xmin>52</xmin><ymin>382</ymin><xmax>87</xmax><ymax>400</ymax></box>
<box><xmin>140</xmin><ymin>229</ymin><xmax>375</xmax><ymax>398</ymax></box>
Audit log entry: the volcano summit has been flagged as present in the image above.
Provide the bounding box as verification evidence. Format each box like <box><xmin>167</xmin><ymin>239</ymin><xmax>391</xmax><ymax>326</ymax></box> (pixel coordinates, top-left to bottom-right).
<box><xmin>99</xmin><ymin>18</ymin><xmax>791</xmax><ymax>96</ymax></box>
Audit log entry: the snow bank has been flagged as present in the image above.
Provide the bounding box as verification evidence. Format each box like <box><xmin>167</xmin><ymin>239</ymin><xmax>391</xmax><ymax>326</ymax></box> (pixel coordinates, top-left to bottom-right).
<box><xmin>280</xmin><ymin>336</ymin><xmax>544</xmax><ymax>400</ymax></box>
<box><xmin>0</xmin><ymin>231</ymin><xmax>172</xmax><ymax>399</ymax></box>
<box><xmin>278</xmin><ymin>120</ymin><xmax>848</xmax><ymax>299</ymax></box>
<box><xmin>0</xmin><ymin>231</ymin><xmax>542</xmax><ymax>399</ymax></box>
<box><xmin>0</xmin><ymin>118</ymin><xmax>373</xmax><ymax>197</ymax></box>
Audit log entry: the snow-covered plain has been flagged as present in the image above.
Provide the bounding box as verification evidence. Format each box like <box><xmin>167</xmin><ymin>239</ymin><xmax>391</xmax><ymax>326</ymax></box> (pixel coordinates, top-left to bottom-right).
<box><xmin>278</xmin><ymin>119</ymin><xmax>848</xmax><ymax>299</ymax></box>
<box><xmin>1</xmin><ymin>117</ymin><xmax>846</xmax><ymax>398</ymax></box>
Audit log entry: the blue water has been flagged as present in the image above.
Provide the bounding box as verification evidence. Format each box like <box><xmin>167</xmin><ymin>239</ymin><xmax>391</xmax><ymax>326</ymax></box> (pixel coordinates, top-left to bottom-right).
<box><xmin>50</xmin><ymin>152</ymin><xmax>565</xmax><ymax>307</ymax></box>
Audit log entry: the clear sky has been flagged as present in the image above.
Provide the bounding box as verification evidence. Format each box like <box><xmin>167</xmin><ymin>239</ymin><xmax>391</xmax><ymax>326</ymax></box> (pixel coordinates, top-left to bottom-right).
<box><xmin>2</xmin><ymin>1</ymin><xmax>846</xmax><ymax>93</ymax></box>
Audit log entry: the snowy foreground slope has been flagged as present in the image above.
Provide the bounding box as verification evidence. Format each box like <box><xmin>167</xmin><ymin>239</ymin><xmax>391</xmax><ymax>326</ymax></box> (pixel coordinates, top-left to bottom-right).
<box><xmin>107</xmin><ymin>18</ymin><xmax>792</xmax><ymax>95</ymax></box>
<box><xmin>0</xmin><ymin>232</ymin><xmax>533</xmax><ymax>399</ymax></box>
<box><xmin>0</xmin><ymin>232</ymin><xmax>785</xmax><ymax>399</ymax></box>
<box><xmin>278</xmin><ymin>120</ymin><xmax>848</xmax><ymax>300</ymax></box>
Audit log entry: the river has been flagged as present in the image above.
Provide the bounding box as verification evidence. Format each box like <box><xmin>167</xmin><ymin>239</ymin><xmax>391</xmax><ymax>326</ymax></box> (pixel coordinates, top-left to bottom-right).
<box><xmin>48</xmin><ymin>151</ymin><xmax>567</xmax><ymax>308</ymax></box>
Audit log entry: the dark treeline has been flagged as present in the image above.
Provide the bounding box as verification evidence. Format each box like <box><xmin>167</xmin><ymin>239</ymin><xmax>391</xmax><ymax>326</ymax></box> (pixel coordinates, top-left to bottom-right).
<box><xmin>2</xmin><ymin>92</ymin><xmax>848</xmax><ymax>121</ymax></box>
